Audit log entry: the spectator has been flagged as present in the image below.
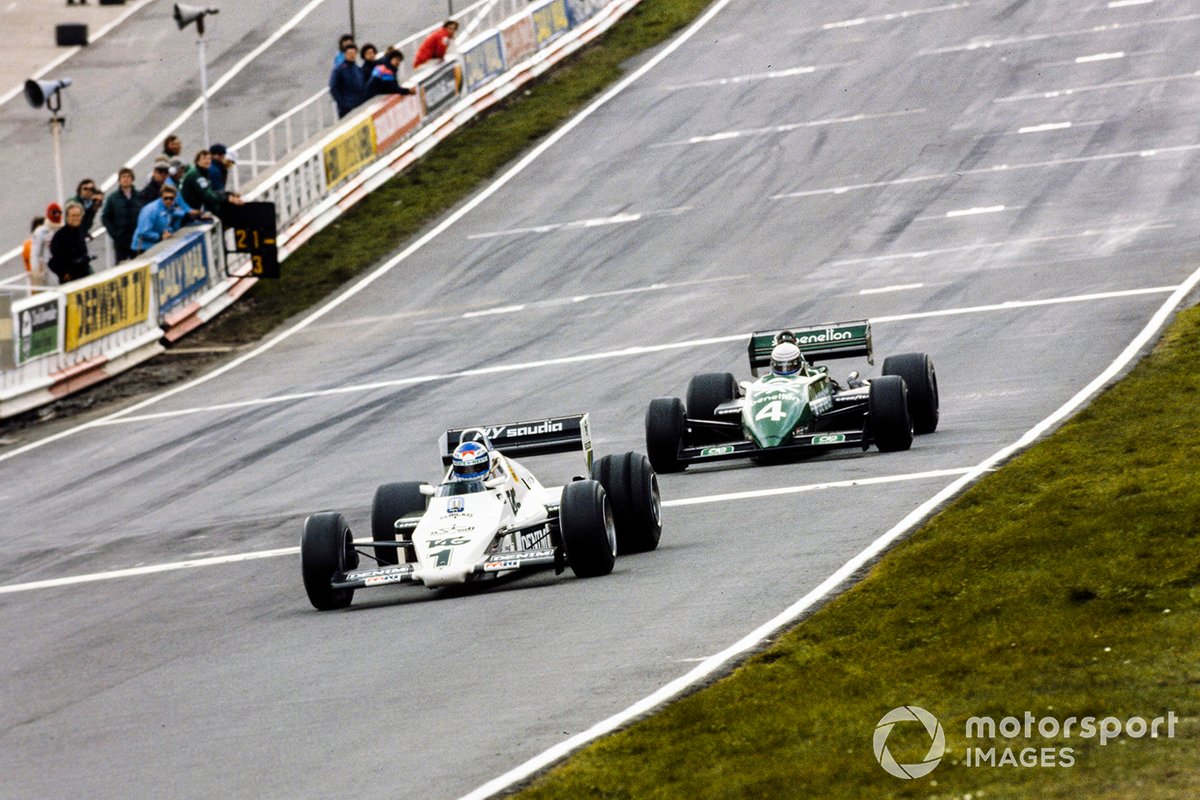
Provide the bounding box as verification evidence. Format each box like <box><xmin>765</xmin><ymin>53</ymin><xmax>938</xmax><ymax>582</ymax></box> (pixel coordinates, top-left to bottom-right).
<box><xmin>68</xmin><ymin>178</ymin><xmax>103</xmax><ymax>234</ymax></box>
<box><xmin>208</xmin><ymin>143</ymin><xmax>235</xmax><ymax>193</ymax></box>
<box><xmin>182</xmin><ymin>149</ymin><xmax>244</xmax><ymax>222</ymax></box>
<box><xmin>162</xmin><ymin>134</ymin><xmax>183</xmax><ymax>160</ymax></box>
<box><xmin>139</xmin><ymin>159</ymin><xmax>171</xmax><ymax>203</ymax></box>
<box><xmin>332</xmin><ymin>32</ymin><xmax>354</xmax><ymax>66</ymax></box>
<box><xmin>22</xmin><ymin>215</ymin><xmax>44</xmax><ymax>281</ymax></box>
<box><xmin>29</xmin><ymin>203</ymin><xmax>63</xmax><ymax>288</ymax></box>
<box><xmin>329</xmin><ymin>43</ymin><xmax>368</xmax><ymax>118</ymax></box>
<box><xmin>413</xmin><ymin>20</ymin><xmax>458</xmax><ymax>69</ymax></box>
<box><xmin>367</xmin><ymin>49</ymin><xmax>415</xmax><ymax>98</ymax></box>
<box><xmin>360</xmin><ymin>43</ymin><xmax>379</xmax><ymax>80</ymax></box>
<box><xmin>131</xmin><ymin>186</ymin><xmax>187</xmax><ymax>254</ymax></box>
<box><xmin>48</xmin><ymin>202</ymin><xmax>93</xmax><ymax>284</ymax></box>
<box><xmin>101</xmin><ymin>167</ymin><xmax>144</xmax><ymax>263</ymax></box>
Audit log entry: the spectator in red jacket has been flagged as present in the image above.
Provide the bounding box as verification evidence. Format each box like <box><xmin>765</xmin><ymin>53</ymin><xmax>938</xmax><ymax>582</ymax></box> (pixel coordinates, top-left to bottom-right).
<box><xmin>413</xmin><ymin>20</ymin><xmax>459</xmax><ymax>69</ymax></box>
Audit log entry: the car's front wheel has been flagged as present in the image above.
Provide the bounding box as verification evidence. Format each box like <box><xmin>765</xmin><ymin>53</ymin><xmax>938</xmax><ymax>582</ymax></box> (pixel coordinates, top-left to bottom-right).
<box><xmin>869</xmin><ymin>375</ymin><xmax>914</xmax><ymax>452</ymax></box>
<box><xmin>301</xmin><ymin>512</ymin><xmax>357</xmax><ymax>611</ymax></box>
<box><xmin>559</xmin><ymin>480</ymin><xmax>617</xmax><ymax>578</ymax></box>
<box><xmin>686</xmin><ymin>372</ymin><xmax>738</xmax><ymax>444</ymax></box>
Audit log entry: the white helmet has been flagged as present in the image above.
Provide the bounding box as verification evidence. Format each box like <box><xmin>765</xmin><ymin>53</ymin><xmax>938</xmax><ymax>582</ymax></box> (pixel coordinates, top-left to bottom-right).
<box><xmin>770</xmin><ymin>342</ymin><xmax>805</xmax><ymax>376</ymax></box>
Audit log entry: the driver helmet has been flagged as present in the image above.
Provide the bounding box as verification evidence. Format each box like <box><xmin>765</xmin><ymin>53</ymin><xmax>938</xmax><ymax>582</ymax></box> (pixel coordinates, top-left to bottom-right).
<box><xmin>770</xmin><ymin>342</ymin><xmax>805</xmax><ymax>376</ymax></box>
<box><xmin>450</xmin><ymin>441</ymin><xmax>492</xmax><ymax>481</ymax></box>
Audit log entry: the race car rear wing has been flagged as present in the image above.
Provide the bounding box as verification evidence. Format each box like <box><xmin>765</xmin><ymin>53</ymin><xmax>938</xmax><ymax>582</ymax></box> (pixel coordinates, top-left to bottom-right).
<box><xmin>748</xmin><ymin>320</ymin><xmax>873</xmax><ymax>375</ymax></box>
<box><xmin>440</xmin><ymin>413</ymin><xmax>593</xmax><ymax>470</ymax></box>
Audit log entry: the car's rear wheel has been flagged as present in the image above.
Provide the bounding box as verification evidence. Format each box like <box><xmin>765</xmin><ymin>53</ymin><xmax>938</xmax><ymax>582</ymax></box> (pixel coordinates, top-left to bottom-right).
<box><xmin>301</xmin><ymin>512</ymin><xmax>357</xmax><ymax>611</ymax></box>
<box><xmin>869</xmin><ymin>375</ymin><xmax>914</xmax><ymax>452</ymax></box>
<box><xmin>645</xmin><ymin>396</ymin><xmax>686</xmax><ymax>473</ymax></box>
<box><xmin>686</xmin><ymin>372</ymin><xmax>738</xmax><ymax>444</ymax></box>
<box><xmin>371</xmin><ymin>482</ymin><xmax>427</xmax><ymax>565</ymax></box>
<box><xmin>559</xmin><ymin>480</ymin><xmax>616</xmax><ymax>578</ymax></box>
<box><xmin>883</xmin><ymin>352</ymin><xmax>939</xmax><ymax>434</ymax></box>
<box><xmin>591</xmin><ymin>452</ymin><xmax>662</xmax><ymax>554</ymax></box>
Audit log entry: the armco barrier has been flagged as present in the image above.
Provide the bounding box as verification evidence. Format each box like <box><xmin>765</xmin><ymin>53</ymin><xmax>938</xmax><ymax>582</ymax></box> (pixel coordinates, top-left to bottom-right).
<box><xmin>0</xmin><ymin>0</ymin><xmax>644</xmax><ymax>418</ymax></box>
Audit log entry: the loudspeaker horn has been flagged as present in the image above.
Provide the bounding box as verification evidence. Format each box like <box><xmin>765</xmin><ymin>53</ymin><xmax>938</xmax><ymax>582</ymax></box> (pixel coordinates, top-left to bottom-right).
<box><xmin>24</xmin><ymin>78</ymin><xmax>73</xmax><ymax>109</ymax></box>
<box><xmin>173</xmin><ymin>3</ymin><xmax>219</xmax><ymax>34</ymax></box>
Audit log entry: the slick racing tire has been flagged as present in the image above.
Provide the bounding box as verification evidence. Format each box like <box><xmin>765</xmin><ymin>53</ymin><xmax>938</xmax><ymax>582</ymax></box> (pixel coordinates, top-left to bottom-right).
<box><xmin>686</xmin><ymin>372</ymin><xmax>738</xmax><ymax>444</ymax></box>
<box><xmin>301</xmin><ymin>512</ymin><xmax>358</xmax><ymax>611</ymax></box>
<box><xmin>372</xmin><ymin>482</ymin><xmax>427</xmax><ymax>565</ymax></box>
<box><xmin>869</xmin><ymin>375</ymin><xmax>914</xmax><ymax>453</ymax></box>
<box><xmin>645</xmin><ymin>397</ymin><xmax>686</xmax><ymax>473</ymax></box>
<box><xmin>591</xmin><ymin>452</ymin><xmax>662</xmax><ymax>554</ymax></box>
<box><xmin>560</xmin><ymin>480</ymin><xmax>617</xmax><ymax>578</ymax></box>
<box><xmin>883</xmin><ymin>352</ymin><xmax>939</xmax><ymax>434</ymax></box>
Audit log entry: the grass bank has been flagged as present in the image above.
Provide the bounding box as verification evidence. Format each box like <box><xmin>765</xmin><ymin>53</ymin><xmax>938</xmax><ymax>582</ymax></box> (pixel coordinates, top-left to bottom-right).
<box><xmin>203</xmin><ymin>0</ymin><xmax>717</xmax><ymax>344</ymax></box>
<box><xmin>511</xmin><ymin>305</ymin><xmax>1200</xmax><ymax>798</ymax></box>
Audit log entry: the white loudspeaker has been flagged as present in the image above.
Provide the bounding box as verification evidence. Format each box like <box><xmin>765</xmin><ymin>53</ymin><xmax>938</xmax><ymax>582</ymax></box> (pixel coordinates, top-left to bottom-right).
<box><xmin>24</xmin><ymin>78</ymin><xmax>73</xmax><ymax>109</ymax></box>
<box><xmin>173</xmin><ymin>3</ymin><xmax>219</xmax><ymax>34</ymax></box>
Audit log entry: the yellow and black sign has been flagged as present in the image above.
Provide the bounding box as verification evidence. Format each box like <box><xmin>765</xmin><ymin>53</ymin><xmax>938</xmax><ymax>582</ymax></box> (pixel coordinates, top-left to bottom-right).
<box><xmin>65</xmin><ymin>265</ymin><xmax>152</xmax><ymax>351</ymax></box>
<box><xmin>323</xmin><ymin>119</ymin><xmax>377</xmax><ymax>187</ymax></box>
<box><xmin>224</xmin><ymin>202</ymin><xmax>280</xmax><ymax>279</ymax></box>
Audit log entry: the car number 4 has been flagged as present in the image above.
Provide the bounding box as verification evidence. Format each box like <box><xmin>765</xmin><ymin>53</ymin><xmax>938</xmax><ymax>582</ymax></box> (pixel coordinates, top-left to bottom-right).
<box><xmin>755</xmin><ymin>399</ymin><xmax>787</xmax><ymax>422</ymax></box>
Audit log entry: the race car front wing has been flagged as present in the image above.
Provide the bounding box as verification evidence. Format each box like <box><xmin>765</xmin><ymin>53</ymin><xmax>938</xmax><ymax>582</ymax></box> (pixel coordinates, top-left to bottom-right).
<box><xmin>331</xmin><ymin>548</ymin><xmax>561</xmax><ymax>591</ymax></box>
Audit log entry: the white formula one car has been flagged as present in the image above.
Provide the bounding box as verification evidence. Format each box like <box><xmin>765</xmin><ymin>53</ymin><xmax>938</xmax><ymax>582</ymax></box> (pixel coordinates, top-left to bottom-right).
<box><xmin>300</xmin><ymin>414</ymin><xmax>662</xmax><ymax>610</ymax></box>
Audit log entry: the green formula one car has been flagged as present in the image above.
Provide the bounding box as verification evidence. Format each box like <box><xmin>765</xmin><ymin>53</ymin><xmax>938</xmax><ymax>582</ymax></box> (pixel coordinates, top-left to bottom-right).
<box><xmin>644</xmin><ymin>320</ymin><xmax>938</xmax><ymax>472</ymax></box>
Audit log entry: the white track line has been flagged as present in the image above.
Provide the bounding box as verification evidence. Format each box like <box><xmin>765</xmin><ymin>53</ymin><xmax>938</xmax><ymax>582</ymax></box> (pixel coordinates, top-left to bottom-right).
<box><xmin>819</xmin><ymin>2</ymin><xmax>969</xmax><ymax>31</ymax></box>
<box><xmin>456</xmin><ymin>260</ymin><xmax>1200</xmax><ymax>800</ymax></box>
<box><xmin>771</xmin><ymin>143</ymin><xmax>1200</xmax><ymax>199</ymax></box>
<box><xmin>995</xmin><ymin>70</ymin><xmax>1200</xmax><ymax>103</ymax></box>
<box><xmin>919</xmin><ymin>13</ymin><xmax>1200</xmax><ymax>55</ymax></box>
<box><xmin>662</xmin><ymin>64</ymin><xmax>847</xmax><ymax>90</ymax></box>
<box><xmin>859</xmin><ymin>283</ymin><xmax>925</xmax><ymax>295</ymax></box>
<box><xmin>651</xmin><ymin>109</ymin><xmax>925</xmax><ymax>148</ymax></box>
<box><xmin>0</xmin><ymin>469</ymin><xmax>972</xmax><ymax>595</ymax></box>
<box><xmin>10</xmin><ymin>285</ymin><xmax>1164</xmax><ymax>430</ymax></box>
<box><xmin>466</xmin><ymin>207</ymin><xmax>691</xmax><ymax>239</ymax></box>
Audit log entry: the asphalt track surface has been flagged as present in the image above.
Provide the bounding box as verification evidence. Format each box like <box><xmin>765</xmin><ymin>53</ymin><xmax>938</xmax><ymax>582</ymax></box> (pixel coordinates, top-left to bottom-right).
<box><xmin>0</xmin><ymin>0</ymin><xmax>450</xmax><ymax>258</ymax></box>
<box><xmin>3</xmin><ymin>0</ymin><xmax>1200</xmax><ymax>797</ymax></box>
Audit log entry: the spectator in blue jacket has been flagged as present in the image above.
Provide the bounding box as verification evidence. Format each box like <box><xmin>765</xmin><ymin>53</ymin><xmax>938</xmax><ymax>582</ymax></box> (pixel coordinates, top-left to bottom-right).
<box><xmin>367</xmin><ymin>49</ymin><xmax>415</xmax><ymax>98</ymax></box>
<box><xmin>131</xmin><ymin>186</ymin><xmax>187</xmax><ymax>254</ymax></box>
<box><xmin>329</xmin><ymin>43</ymin><xmax>368</xmax><ymax>118</ymax></box>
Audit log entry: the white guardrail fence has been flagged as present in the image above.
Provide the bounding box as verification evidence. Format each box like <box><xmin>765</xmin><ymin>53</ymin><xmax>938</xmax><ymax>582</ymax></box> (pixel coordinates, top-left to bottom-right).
<box><xmin>0</xmin><ymin>0</ymin><xmax>640</xmax><ymax>419</ymax></box>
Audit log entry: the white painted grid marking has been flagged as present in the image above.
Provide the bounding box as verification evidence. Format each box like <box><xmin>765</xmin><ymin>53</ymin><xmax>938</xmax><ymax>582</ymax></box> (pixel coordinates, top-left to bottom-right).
<box><xmin>859</xmin><ymin>283</ymin><xmax>925</xmax><ymax>295</ymax></box>
<box><xmin>467</xmin><ymin>207</ymin><xmax>691</xmax><ymax>239</ymax></box>
<box><xmin>652</xmin><ymin>109</ymin><xmax>926</xmax><ymax>148</ymax></box>
<box><xmin>662</xmin><ymin>64</ymin><xmax>847</xmax><ymax>90</ymax></box>
<box><xmin>1076</xmin><ymin>51</ymin><xmax>1125</xmax><ymax>63</ymax></box>
<box><xmin>919</xmin><ymin>13</ymin><xmax>1200</xmax><ymax>55</ymax></box>
<box><xmin>996</xmin><ymin>70</ymin><xmax>1200</xmax><ymax>103</ymax></box>
<box><xmin>1018</xmin><ymin>122</ymin><xmax>1073</xmax><ymax>133</ymax></box>
<box><xmin>771</xmin><ymin>143</ymin><xmax>1200</xmax><ymax>199</ymax></box>
<box><xmin>945</xmin><ymin>205</ymin><xmax>1006</xmax><ymax>218</ymax></box>
<box><xmin>828</xmin><ymin>225</ymin><xmax>1173</xmax><ymax>266</ymax></box>
<box><xmin>819</xmin><ymin>2</ymin><xmax>970</xmax><ymax>31</ymax></box>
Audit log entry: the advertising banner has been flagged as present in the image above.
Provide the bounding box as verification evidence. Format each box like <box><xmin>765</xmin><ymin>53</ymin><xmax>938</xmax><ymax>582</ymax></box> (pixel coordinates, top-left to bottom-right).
<box><xmin>564</xmin><ymin>0</ymin><xmax>602</xmax><ymax>26</ymax></box>
<box><xmin>372</xmin><ymin>93</ymin><xmax>423</xmax><ymax>153</ymax></box>
<box><xmin>419</xmin><ymin>61</ymin><xmax>463</xmax><ymax>117</ymax></box>
<box><xmin>13</xmin><ymin>295</ymin><xmax>62</xmax><ymax>366</ymax></box>
<box><xmin>500</xmin><ymin>16</ymin><xmax>537</xmax><ymax>65</ymax></box>
<box><xmin>462</xmin><ymin>32</ymin><xmax>507</xmax><ymax>92</ymax></box>
<box><xmin>64</xmin><ymin>264</ymin><xmax>152</xmax><ymax>351</ymax></box>
<box><xmin>323</xmin><ymin>118</ymin><xmax>377</xmax><ymax>186</ymax></box>
<box><xmin>153</xmin><ymin>231</ymin><xmax>210</xmax><ymax>316</ymax></box>
<box><xmin>531</xmin><ymin>0</ymin><xmax>571</xmax><ymax>49</ymax></box>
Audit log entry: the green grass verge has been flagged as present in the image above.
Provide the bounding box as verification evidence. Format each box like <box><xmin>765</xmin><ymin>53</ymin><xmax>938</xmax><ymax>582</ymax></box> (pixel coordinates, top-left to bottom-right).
<box><xmin>512</xmin><ymin>306</ymin><xmax>1200</xmax><ymax>799</ymax></box>
<box><xmin>201</xmin><ymin>0</ymin><xmax>717</xmax><ymax>344</ymax></box>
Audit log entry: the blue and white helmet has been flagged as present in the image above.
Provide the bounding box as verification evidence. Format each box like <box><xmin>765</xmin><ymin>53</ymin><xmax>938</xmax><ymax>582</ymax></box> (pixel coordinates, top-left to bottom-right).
<box><xmin>451</xmin><ymin>441</ymin><xmax>492</xmax><ymax>480</ymax></box>
<box><xmin>770</xmin><ymin>342</ymin><xmax>804</xmax><ymax>376</ymax></box>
